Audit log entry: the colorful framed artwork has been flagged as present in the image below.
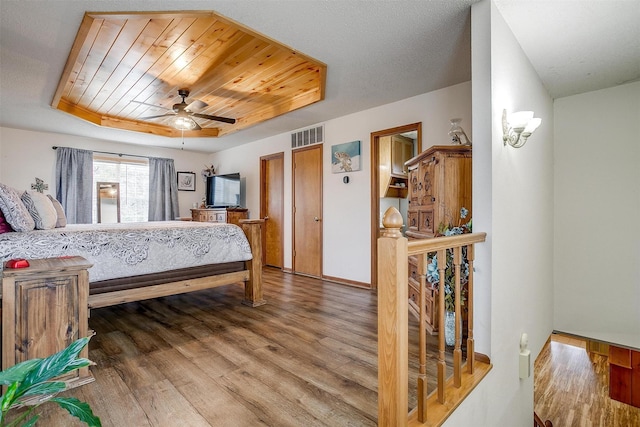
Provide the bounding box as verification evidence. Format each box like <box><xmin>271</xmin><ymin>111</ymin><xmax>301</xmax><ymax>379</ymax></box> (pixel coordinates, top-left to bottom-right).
<box><xmin>331</xmin><ymin>140</ymin><xmax>361</xmax><ymax>173</ymax></box>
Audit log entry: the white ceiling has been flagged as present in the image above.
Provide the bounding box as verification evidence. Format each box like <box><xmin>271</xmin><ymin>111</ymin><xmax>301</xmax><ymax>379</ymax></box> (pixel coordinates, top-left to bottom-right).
<box><xmin>494</xmin><ymin>0</ymin><xmax>640</xmax><ymax>98</ymax></box>
<box><xmin>1</xmin><ymin>1</ymin><xmax>638</xmax><ymax>153</ymax></box>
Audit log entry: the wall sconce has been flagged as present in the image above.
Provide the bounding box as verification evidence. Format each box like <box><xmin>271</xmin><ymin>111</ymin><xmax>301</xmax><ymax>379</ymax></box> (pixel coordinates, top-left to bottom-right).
<box><xmin>502</xmin><ymin>109</ymin><xmax>541</xmax><ymax>148</ymax></box>
<box><xmin>448</xmin><ymin>118</ymin><xmax>472</xmax><ymax>145</ymax></box>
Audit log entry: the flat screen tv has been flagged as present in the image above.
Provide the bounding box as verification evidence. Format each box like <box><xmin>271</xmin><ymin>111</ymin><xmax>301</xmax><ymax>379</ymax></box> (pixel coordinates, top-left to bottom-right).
<box><xmin>206</xmin><ymin>173</ymin><xmax>242</xmax><ymax>208</ymax></box>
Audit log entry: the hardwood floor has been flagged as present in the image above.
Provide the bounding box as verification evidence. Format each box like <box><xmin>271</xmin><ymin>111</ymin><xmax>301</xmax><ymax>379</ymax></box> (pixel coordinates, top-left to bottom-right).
<box><xmin>535</xmin><ymin>334</ymin><xmax>640</xmax><ymax>426</ymax></box>
<box><xmin>18</xmin><ymin>268</ymin><xmax>456</xmax><ymax>426</ymax></box>
<box><xmin>23</xmin><ymin>268</ymin><xmax>640</xmax><ymax>426</ymax></box>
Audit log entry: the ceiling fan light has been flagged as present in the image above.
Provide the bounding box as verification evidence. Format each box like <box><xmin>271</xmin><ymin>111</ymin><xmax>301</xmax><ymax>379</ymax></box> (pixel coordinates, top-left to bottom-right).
<box><xmin>173</xmin><ymin>116</ymin><xmax>197</xmax><ymax>130</ymax></box>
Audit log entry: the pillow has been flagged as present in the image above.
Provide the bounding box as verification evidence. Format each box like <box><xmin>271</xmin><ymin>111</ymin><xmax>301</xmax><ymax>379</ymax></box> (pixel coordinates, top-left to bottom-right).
<box><xmin>0</xmin><ymin>183</ymin><xmax>35</xmax><ymax>232</ymax></box>
<box><xmin>22</xmin><ymin>191</ymin><xmax>58</xmax><ymax>230</ymax></box>
<box><xmin>0</xmin><ymin>208</ymin><xmax>14</xmax><ymax>233</ymax></box>
<box><xmin>47</xmin><ymin>195</ymin><xmax>67</xmax><ymax>228</ymax></box>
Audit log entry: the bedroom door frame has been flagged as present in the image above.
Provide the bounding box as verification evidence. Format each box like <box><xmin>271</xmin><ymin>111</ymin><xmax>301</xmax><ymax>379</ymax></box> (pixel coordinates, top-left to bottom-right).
<box><xmin>260</xmin><ymin>152</ymin><xmax>284</xmax><ymax>269</ymax></box>
<box><xmin>370</xmin><ymin>122</ymin><xmax>422</xmax><ymax>290</ymax></box>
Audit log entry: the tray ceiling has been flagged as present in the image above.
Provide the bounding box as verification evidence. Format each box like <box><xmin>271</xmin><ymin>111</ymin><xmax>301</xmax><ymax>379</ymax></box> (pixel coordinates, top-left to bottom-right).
<box><xmin>52</xmin><ymin>11</ymin><xmax>327</xmax><ymax>138</ymax></box>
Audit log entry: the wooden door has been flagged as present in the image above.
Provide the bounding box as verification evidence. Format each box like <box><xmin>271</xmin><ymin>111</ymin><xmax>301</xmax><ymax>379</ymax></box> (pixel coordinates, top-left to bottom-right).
<box><xmin>260</xmin><ymin>153</ymin><xmax>284</xmax><ymax>268</ymax></box>
<box><xmin>292</xmin><ymin>145</ymin><xmax>322</xmax><ymax>277</ymax></box>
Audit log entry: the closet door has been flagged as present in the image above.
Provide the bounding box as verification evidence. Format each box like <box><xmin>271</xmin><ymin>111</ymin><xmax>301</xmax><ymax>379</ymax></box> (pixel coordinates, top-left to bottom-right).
<box><xmin>292</xmin><ymin>145</ymin><xmax>322</xmax><ymax>278</ymax></box>
<box><xmin>260</xmin><ymin>152</ymin><xmax>284</xmax><ymax>269</ymax></box>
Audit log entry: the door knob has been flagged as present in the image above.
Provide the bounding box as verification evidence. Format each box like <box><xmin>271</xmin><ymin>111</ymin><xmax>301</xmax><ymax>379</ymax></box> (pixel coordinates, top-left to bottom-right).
<box><xmin>314</xmin><ymin>216</ymin><xmax>320</xmax><ymax>222</ymax></box>
<box><xmin>264</xmin><ymin>216</ymin><xmax>269</xmax><ymax>220</ymax></box>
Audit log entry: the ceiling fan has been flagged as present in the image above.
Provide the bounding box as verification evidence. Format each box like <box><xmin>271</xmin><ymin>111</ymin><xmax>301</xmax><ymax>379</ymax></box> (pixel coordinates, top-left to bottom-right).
<box><xmin>134</xmin><ymin>89</ymin><xmax>236</xmax><ymax>130</ymax></box>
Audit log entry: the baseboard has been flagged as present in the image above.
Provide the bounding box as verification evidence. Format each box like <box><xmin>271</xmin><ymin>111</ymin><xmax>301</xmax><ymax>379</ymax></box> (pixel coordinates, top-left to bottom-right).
<box><xmin>275</xmin><ymin>268</ymin><xmax>371</xmax><ymax>290</ymax></box>
<box><xmin>321</xmin><ymin>274</ymin><xmax>371</xmax><ymax>289</ymax></box>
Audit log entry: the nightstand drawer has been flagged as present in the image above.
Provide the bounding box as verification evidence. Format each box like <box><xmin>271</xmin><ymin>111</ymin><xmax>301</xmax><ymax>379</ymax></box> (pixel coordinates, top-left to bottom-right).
<box><xmin>206</xmin><ymin>211</ymin><xmax>226</xmax><ymax>222</ymax></box>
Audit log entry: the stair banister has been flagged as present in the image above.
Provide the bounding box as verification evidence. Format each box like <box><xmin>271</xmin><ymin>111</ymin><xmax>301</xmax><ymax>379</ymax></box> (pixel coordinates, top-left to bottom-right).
<box><xmin>377</xmin><ymin>207</ymin><xmax>409</xmax><ymax>425</ymax></box>
<box><xmin>378</xmin><ymin>207</ymin><xmax>489</xmax><ymax>426</ymax></box>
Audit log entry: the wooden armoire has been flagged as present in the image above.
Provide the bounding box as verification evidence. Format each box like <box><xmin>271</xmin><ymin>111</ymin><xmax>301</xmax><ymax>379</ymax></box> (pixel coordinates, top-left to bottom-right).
<box><xmin>405</xmin><ymin>145</ymin><xmax>472</xmax><ymax>333</ymax></box>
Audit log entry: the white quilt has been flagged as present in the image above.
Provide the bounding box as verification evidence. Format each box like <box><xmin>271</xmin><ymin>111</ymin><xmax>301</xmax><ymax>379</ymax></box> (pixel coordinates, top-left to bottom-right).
<box><xmin>0</xmin><ymin>221</ymin><xmax>252</xmax><ymax>282</ymax></box>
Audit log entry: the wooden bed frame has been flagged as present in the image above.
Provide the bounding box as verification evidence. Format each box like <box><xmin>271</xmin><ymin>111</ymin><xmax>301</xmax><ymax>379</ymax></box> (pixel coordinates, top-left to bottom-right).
<box><xmin>1</xmin><ymin>219</ymin><xmax>264</xmax><ymax>389</ymax></box>
<box><xmin>86</xmin><ymin>219</ymin><xmax>265</xmax><ymax>309</ymax></box>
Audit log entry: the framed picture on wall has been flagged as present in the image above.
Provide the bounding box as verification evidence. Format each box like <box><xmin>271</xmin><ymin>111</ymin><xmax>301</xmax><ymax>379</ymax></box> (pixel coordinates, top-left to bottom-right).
<box><xmin>331</xmin><ymin>140</ymin><xmax>361</xmax><ymax>173</ymax></box>
<box><xmin>177</xmin><ymin>172</ymin><xmax>196</xmax><ymax>191</ymax></box>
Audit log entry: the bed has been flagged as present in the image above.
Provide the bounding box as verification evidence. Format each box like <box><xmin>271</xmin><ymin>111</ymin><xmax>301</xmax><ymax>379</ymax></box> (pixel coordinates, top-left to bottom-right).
<box><xmin>0</xmin><ymin>219</ymin><xmax>265</xmax><ymax>308</ymax></box>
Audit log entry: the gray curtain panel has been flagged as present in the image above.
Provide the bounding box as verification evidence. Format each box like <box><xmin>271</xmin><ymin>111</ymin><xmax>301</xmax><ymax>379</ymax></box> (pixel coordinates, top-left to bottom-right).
<box><xmin>55</xmin><ymin>147</ymin><xmax>93</xmax><ymax>224</ymax></box>
<box><xmin>148</xmin><ymin>157</ymin><xmax>179</xmax><ymax>221</ymax></box>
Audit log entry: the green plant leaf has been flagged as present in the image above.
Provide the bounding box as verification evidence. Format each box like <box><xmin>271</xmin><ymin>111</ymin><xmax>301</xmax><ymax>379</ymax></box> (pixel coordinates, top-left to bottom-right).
<box><xmin>51</xmin><ymin>397</ymin><xmax>101</xmax><ymax>427</ymax></box>
<box><xmin>20</xmin><ymin>381</ymin><xmax>66</xmax><ymax>398</ymax></box>
<box><xmin>0</xmin><ymin>359</ymin><xmax>42</xmax><ymax>386</ymax></box>
<box><xmin>1</xmin><ymin>382</ymin><xmax>18</xmax><ymax>413</ymax></box>
<box><xmin>18</xmin><ymin>414</ymin><xmax>39</xmax><ymax>427</ymax></box>
<box><xmin>20</xmin><ymin>337</ymin><xmax>90</xmax><ymax>393</ymax></box>
<box><xmin>59</xmin><ymin>358</ymin><xmax>92</xmax><ymax>376</ymax></box>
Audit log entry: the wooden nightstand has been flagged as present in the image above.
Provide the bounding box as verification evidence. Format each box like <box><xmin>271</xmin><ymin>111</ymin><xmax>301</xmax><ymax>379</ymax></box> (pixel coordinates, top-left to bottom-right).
<box><xmin>2</xmin><ymin>256</ymin><xmax>94</xmax><ymax>389</ymax></box>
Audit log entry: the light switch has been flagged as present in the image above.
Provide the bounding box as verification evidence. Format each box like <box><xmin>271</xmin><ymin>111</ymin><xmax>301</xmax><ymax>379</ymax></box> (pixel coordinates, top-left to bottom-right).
<box><xmin>519</xmin><ymin>333</ymin><xmax>530</xmax><ymax>379</ymax></box>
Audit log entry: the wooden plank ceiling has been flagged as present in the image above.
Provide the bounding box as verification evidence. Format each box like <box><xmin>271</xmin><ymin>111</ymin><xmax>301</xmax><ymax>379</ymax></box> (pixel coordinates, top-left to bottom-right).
<box><xmin>52</xmin><ymin>11</ymin><xmax>327</xmax><ymax>138</ymax></box>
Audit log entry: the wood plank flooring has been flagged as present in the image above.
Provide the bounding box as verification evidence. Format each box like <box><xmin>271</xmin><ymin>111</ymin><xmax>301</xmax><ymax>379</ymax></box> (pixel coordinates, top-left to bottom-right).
<box><xmin>14</xmin><ymin>268</ymin><xmax>456</xmax><ymax>426</ymax></box>
<box><xmin>535</xmin><ymin>334</ymin><xmax>640</xmax><ymax>426</ymax></box>
<box><xmin>14</xmin><ymin>269</ymin><xmax>637</xmax><ymax>426</ymax></box>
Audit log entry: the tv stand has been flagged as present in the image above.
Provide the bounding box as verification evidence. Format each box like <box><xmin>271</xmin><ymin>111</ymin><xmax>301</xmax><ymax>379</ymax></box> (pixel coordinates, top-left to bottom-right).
<box><xmin>190</xmin><ymin>207</ymin><xmax>248</xmax><ymax>226</ymax></box>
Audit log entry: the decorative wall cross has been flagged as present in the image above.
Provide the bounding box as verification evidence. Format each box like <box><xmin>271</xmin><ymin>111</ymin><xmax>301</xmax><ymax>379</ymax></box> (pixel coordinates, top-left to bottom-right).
<box><xmin>31</xmin><ymin>178</ymin><xmax>49</xmax><ymax>193</ymax></box>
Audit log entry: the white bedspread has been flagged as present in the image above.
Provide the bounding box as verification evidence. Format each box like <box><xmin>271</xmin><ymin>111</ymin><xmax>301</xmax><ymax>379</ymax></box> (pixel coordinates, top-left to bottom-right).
<box><xmin>0</xmin><ymin>221</ymin><xmax>252</xmax><ymax>282</ymax></box>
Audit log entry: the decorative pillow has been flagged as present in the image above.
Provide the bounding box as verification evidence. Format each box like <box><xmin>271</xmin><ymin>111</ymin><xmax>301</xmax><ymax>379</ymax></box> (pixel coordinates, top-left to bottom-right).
<box><xmin>21</xmin><ymin>191</ymin><xmax>57</xmax><ymax>230</ymax></box>
<box><xmin>0</xmin><ymin>183</ymin><xmax>35</xmax><ymax>232</ymax></box>
<box><xmin>0</xmin><ymin>208</ymin><xmax>14</xmax><ymax>233</ymax></box>
<box><xmin>47</xmin><ymin>195</ymin><xmax>67</xmax><ymax>228</ymax></box>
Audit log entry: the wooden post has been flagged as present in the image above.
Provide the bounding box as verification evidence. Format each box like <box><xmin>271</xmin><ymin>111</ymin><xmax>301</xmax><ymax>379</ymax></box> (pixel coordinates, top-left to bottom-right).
<box><xmin>417</xmin><ymin>253</ymin><xmax>428</xmax><ymax>422</ymax></box>
<box><xmin>453</xmin><ymin>246</ymin><xmax>462</xmax><ymax>387</ymax></box>
<box><xmin>377</xmin><ymin>207</ymin><xmax>408</xmax><ymax>426</ymax></box>
<box><xmin>437</xmin><ymin>248</ymin><xmax>447</xmax><ymax>404</ymax></box>
<box><xmin>240</xmin><ymin>219</ymin><xmax>266</xmax><ymax>307</ymax></box>
<box><xmin>467</xmin><ymin>244</ymin><xmax>476</xmax><ymax>374</ymax></box>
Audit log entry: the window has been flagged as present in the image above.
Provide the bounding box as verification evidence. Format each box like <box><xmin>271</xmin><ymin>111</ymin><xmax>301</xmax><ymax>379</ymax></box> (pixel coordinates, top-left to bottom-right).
<box><xmin>92</xmin><ymin>156</ymin><xmax>149</xmax><ymax>223</ymax></box>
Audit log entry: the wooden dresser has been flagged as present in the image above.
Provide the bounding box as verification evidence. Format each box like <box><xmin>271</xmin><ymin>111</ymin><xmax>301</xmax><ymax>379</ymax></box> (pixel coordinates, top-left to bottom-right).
<box><xmin>191</xmin><ymin>207</ymin><xmax>248</xmax><ymax>226</ymax></box>
<box><xmin>405</xmin><ymin>145</ymin><xmax>472</xmax><ymax>333</ymax></box>
<box><xmin>2</xmin><ymin>256</ymin><xmax>94</xmax><ymax>389</ymax></box>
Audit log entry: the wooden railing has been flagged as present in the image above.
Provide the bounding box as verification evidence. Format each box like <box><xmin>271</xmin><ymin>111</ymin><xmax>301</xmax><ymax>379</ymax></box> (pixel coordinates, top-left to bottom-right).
<box><xmin>534</xmin><ymin>412</ymin><xmax>553</xmax><ymax>427</ymax></box>
<box><xmin>378</xmin><ymin>207</ymin><xmax>490</xmax><ymax>426</ymax></box>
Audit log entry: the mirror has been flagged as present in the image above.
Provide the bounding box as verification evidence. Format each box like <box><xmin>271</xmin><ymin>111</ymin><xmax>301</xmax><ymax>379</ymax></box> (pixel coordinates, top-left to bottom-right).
<box><xmin>97</xmin><ymin>182</ymin><xmax>120</xmax><ymax>223</ymax></box>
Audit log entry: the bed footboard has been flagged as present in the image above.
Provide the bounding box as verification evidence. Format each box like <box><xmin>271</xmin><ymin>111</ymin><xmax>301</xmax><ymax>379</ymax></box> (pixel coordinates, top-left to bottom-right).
<box><xmin>86</xmin><ymin>219</ymin><xmax>266</xmax><ymax>309</ymax></box>
<box><xmin>88</xmin><ymin>271</ymin><xmax>250</xmax><ymax>308</ymax></box>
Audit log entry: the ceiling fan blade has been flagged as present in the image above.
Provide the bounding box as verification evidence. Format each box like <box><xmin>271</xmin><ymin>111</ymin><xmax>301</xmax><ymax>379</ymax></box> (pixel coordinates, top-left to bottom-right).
<box><xmin>130</xmin><ymin>100</ymin><xmax>169</xmax><ymax>110</ymax></box>
<box><xmin>191</xmin><ymin>120</ymin><xmax>202</xmax><ymax>131</ymax></box>
<box><xmin>186</xmin><ymin>99</ymin><xmax>208</xmax><ymax>112</ymax></box>
<box><xmin>139</xmin><ymin>113</ymin><xmax>175</xmax><ymax>120</ymax></box>
<box><xmin>191</xmin><ymin>112</ymin><xmax>236</xmax><ymax>124</ymax></box>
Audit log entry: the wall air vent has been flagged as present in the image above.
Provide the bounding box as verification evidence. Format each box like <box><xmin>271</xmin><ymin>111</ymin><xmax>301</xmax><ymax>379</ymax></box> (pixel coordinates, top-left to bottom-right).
<box><xmin>291</xmin><ymin>125</ymin><xmax>324</xmax><ymax>149</ymax></box>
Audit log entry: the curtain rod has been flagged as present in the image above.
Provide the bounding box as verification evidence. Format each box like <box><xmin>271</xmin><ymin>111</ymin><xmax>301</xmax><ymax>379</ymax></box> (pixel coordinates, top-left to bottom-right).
<box><xmin>52</xmin><ymin>146</ymin><xmax>150</xmax><ymax>160</ymax></box>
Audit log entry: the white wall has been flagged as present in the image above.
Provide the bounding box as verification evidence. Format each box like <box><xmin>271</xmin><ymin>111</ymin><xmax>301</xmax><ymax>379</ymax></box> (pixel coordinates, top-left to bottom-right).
<box><xmin>0</xmin><ymin>127</ymin><xmax>208</xmax><ymax>218</ymax></box>
<box><xmin>445</xmin><ymin>2</ymin><xmax>555</xmax><ymax>426</ymax></box>
<box><xmin>209</xmin><ymin>82</ymin><xmax>472</xmax><ymax>282</ymax></box>
<box><xmin>554</xmin><ymin>81</ymin><xmax>640</xmax><ymax>348</ymax></box>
